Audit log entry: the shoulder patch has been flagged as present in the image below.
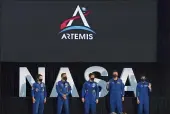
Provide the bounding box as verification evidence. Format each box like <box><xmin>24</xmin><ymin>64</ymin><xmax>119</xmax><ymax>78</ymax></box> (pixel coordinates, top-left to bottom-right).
<box><xmin>41</xmin><ymin>83</ymin><xmax>44</xmax><ymax>87</ymax></box>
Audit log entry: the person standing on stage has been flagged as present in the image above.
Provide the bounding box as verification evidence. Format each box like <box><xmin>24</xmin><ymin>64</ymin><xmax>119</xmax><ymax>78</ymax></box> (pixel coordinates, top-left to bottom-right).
<box><xmin>56</xmin><ymin>73</ymin><xmax>71</xmax><ymax>114</ymax></box>
<box><xmin>31</xmin><ymin>74</ymin><xmax>47</xmax><ymax>114</ymax></box>
<box><xmin>82</xmin><ymin>73</ymin><xmax>99</xmax><ymax>114</ymax></box>
<box><xmin>107</xmin><ymin>70</ymin><xmax>125</xmax><ymax>114</ymax></box>
<box><xmin>136</xmin><ymin>76</ymin><xmax>152</xmax><ymax>114</ymax></box>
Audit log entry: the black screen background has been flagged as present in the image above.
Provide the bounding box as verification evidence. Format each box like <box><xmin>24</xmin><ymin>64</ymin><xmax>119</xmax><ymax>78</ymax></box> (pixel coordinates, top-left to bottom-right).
<box><xmin>0</xmin><ymin>1</ymin><xmax>157</xmax><ymax>62</ymax></box>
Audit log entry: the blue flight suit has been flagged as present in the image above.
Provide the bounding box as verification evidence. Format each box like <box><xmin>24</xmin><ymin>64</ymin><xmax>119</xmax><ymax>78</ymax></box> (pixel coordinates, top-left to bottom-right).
<box><xmin>107</xmin><ymin>78</ymin><xmax>125</xmax><ymax>114</ymax></box>
<box><xmin>56</xmin><ymin>80</ymin><xmax>71</xmax><ymax>114</ymax></box>
<box><xmin>136</xmin><ymin>81</ymin><xmax>151</xmax><ymax>114</ymax></box>
<box><xmin>31</xmin><ymin>82</ymin><xmax>47</xmax><ymax>114</ymax></box>
<box><xmin>82</xmin><ymin>81</ymin><xmax>99</xmax><ymax>114</ymax></box>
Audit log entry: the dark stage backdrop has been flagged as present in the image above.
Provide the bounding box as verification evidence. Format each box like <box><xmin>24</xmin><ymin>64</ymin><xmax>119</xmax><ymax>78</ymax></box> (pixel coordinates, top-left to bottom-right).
<box><xmin>0</xmin><ymin>0</ymin><xmax>157</xmax><ymax>62</ymax></box>
<box><xmin>1</xmin><ymin>0</ymin><xmax>170</xmax><ymax>114</ymax></box>
<box><xmin>1</xmin><ymin>62</ymin><xmax>169</xmax><ymax>114</ymax></box>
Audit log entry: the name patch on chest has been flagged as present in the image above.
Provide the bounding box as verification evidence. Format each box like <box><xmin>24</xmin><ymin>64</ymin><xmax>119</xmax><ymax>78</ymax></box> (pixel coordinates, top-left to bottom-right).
<box><xmin>60</xmin><ymin>83</ymin><xmax>64</xmax><ymax>87</ymax></box>
<box><xmin>92</xmin><ymin>83</ymin><xmax>96</xmax><ymax>87</ymax></box>
<box><xmin>41</xmin><ymin>84</ymin><xmax>44</xmax><ymax>87</ymax></box>
<box><xmin>65</xmin><ymin>83</ymin><xmax>68</xmax><ymax>87</ymax></box>
<box><xmin>141</xmin><ymin>85</ymin><xmax>148</xmax><ymax>87</ymax></box>
<box><xmin>144</xmin><ymin>85</ymin><xmax>148</xmax><ymax>87</ymax></box>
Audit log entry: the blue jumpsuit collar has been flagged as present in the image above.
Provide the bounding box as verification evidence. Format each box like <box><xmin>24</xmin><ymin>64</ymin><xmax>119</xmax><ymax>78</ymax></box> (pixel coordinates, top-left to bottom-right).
<box><xmin>36</xmin><ymin>81</ymin><xmax>43</xmax><ymax>84</ymax></box>
<box><xmin>141</xmin><ymin>81</ymin><xmax>146</xmax><ymax>83</ymax></box>
<box><xmin>88</xmin><ymin>80</ymin><xmax>94</xmax><ymax>83</ymax></box>
<box><xmin>61</xmin><ymin>80</ymin><xmax>67</xmax><ymax>83</ymax></box>
<box><xmin>111</xmin><ymin>78</ymin><xmax>120</xmax><ymax>81</ymax></box>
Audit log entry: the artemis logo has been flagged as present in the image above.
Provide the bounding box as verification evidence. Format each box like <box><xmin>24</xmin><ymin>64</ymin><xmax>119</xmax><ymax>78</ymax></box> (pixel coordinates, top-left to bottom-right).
<box><xmin>58</xmin><ymin>5</ymin><xmax>96</xmax><ymax>40</ymax></box>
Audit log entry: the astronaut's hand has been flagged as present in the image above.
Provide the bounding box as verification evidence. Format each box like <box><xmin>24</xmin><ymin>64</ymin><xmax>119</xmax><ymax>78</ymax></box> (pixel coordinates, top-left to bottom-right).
<box><xmin>82</xmin><ymin>98</ymin><xmax>85</xmax><ymax>103</ymax></box>
<box><xmin>96</xmin><ymin>99</ymin><xmax>99</xmax><ymax>104</ymax></box>
<box><xmin>106</xmin><ymin>82</ymin><xmax>109</xmax><ymax>89</ymax></box>
<box><xmin>63</xmin><ymin>94</ymin><xmax>67</xmax><ymax>100</ymax></box>
<box><xmin>122</xmin><ymin>97</ymin><xmax>124</xmax><ymax>101</ymax></box>
<box><xmin>44</xmin><ymin>98</ymin><xmax>46</xmax><ymax>103</ymax></box>
<box><xmin>148</xmin><ymin>83</ymin><xmax>152</xmax><ymax>90</ymax></box>
<box><xmin>137</xmin><ymin>99</ymin><xmax>140</xmax><ymax>104</ymax></box>
<box><xmin>32</xmin><ymin>97</ymin><xmax>36</xmax><ymax>103</ymax></box>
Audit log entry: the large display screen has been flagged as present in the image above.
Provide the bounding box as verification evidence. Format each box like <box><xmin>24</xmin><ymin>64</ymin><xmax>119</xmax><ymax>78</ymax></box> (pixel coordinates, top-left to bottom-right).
<box><xmin>1</xmin><ymin>0</ymin><xmax>157</xmax><ymax>62</ymax></box>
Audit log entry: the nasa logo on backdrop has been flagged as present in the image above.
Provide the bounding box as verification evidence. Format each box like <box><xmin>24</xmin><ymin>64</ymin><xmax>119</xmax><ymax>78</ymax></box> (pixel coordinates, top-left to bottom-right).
<box><xmin>58</xmin><ymin>5</ymin><xmax>96</xmax><ymax>40</ymax></box>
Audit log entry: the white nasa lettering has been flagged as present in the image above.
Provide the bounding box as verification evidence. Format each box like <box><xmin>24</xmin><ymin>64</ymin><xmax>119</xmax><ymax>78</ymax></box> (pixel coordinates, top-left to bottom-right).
<box><xmin>19</xmin><ymin>67</ymin><xmax>79</xmax><ymax>97</ymax></box>
<box><xmin>50</xmin><ymin>67</ymin><xmax>79</xmax><ymax>97</ymax></box>
<box><xmin>84</xmin><ymin>66</ymin><xmax>108</xmax><ymax>97</ymax></box>
<box><xmin>120</xmin><ymin>68</ymin><xmax>137</xmax><ymax>97</ymax></box>
<box><xmin>19</xmin><ymin>66</ymin><xmax>138</xmax><ymax>97</ymax></box>
<box><xmin>19</xmin><ymin>67</ymin><xmax>45</xmax><ymax>97</ymax></box>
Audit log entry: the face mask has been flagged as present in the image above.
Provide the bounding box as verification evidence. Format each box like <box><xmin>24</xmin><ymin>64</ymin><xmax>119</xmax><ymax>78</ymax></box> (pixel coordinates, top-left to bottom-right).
<box><xmin>39</xmin><ymin>79</ymin><xmax>43</xmax><ymax>82</ymax></box>
<box><xmin>141</xmin><ymin>78</ymin><xmax>145</xmax><ymax>82</ymax></box>
<box><xmin>63</xmin><ymin>77</ymin><xmax>67</xmax><ymax>81</ymax></box>
<box><xmin>91</xmin><ymin>78</ymin><xmax>95</xmax><ymax>81</ymax></box>
<box><xmin>113</xmin><ymin>74</ymin><xmax>118</xmax><ymax>77</ymax></box>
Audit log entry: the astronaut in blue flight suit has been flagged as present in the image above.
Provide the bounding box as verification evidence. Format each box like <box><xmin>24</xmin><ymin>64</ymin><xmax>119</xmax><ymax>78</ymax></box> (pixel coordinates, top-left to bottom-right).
<box><xmin>56</xmin><ymin>73</ymin><xmax>71</xmax><ymax>114</ymax></box>
<box><xmin>107</xmin><ymin>70</ymin><xmax>125</xmax><ymax>114</ymax></box>
<box><xmin>136</xmin><ymin>76</ymin><xmax>152</xmax><ymax>114</ymax></box>
<box><xmin>32</xmin><ymin>74</ymin><xmax>47</xmax><ymax>114</ymax></box>
<box><xmin>82</xmin><ymin>73</ymin><xmax>99</xmax><ymax>114</ymax></box>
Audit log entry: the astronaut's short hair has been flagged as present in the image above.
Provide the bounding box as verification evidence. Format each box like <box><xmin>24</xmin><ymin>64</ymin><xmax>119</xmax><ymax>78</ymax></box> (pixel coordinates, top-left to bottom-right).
<box><xmin>61</xmin><ymin>73</ymin><xmax>66</xmax><ymax>77</ymax></box>
<box><xmin>36</xmin><ymin>74</ymin><xmax>42</xmax><ymax>79</ymax></box>
<box><xmin>141</xmin><ymin>75</ymin><xmax>146</xmax><ymax>79</ymax></box>
<box><xmin>113</xmin><ymin>70</ymin><xmax>118</xmax><ymax>73</ymax></box>
<box><xmin>89</xmin><ymin>73</ymin><xmax>95</xmax><ymax>77</ymax></box>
